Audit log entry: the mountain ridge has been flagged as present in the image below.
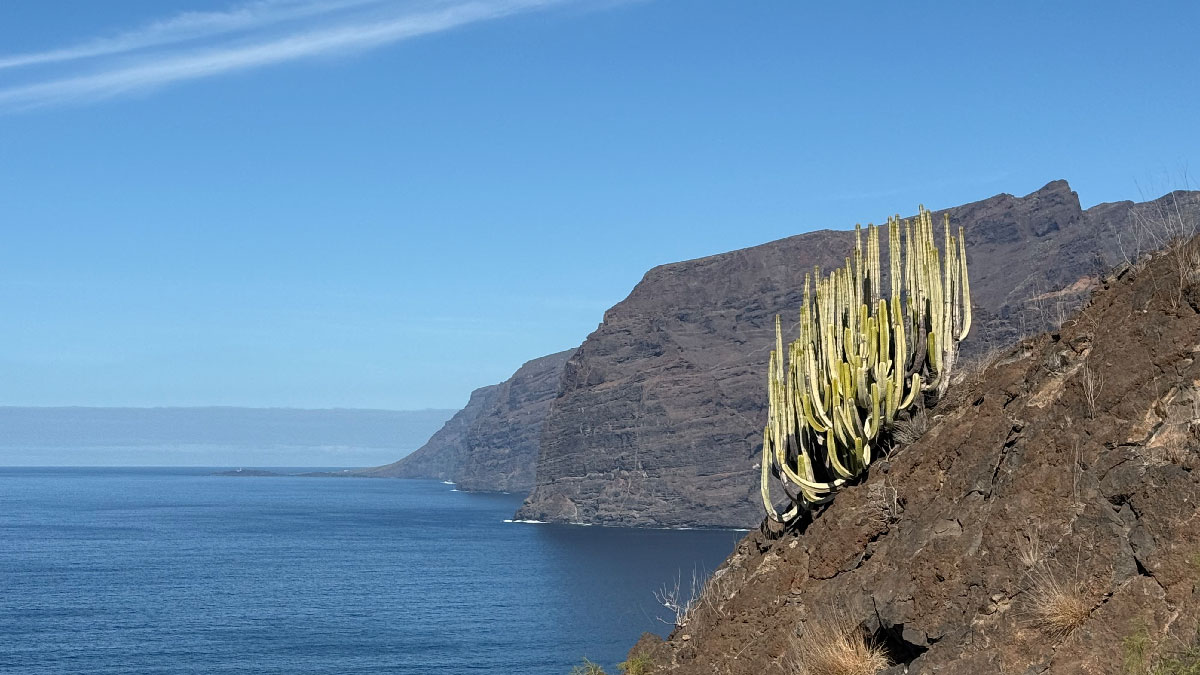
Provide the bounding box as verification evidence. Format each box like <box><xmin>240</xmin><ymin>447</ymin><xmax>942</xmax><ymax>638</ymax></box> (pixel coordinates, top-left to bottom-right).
<box><xmin>515</xmin><ymin>180</ymin><xmax>1200</xmax><ymax>528</ymax></box>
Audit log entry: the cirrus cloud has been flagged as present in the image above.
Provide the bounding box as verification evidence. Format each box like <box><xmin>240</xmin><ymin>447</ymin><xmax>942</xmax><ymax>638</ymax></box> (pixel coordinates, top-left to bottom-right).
<box><xmin>0</xmin><ymin>0</ymin><xmax>583</xmax><ymax>111</ymax></box>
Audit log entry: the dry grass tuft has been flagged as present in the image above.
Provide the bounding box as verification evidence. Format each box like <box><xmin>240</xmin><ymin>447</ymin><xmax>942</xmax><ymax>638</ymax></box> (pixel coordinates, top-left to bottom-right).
<box><xmin>1019</xmin><ymin>526</ymin><xmax>1042</xmax><ymax>568</ymax></box>
<box><xmin>791</xmin><ymin>609</ymin><xmax>889</xmax><ymax>675</ymax></box>
<box><xmin>1026</xmin><ymin>564</ymin><xmax>1092</xmax><ymax>641</ymax></box>
<box><xmin>569</xmin><ymin>658</ymin><xmax>608</xmax><ymax>675</ymax></box>
<box><xmin>956</xmin><ymin>342</ymin><xmax>1006</xmax><ymax>386</ymax></box>
<box><xmin>890</xmin><ymin>408</ymin><xmax>929</xmax><ymax>447</ymax></box>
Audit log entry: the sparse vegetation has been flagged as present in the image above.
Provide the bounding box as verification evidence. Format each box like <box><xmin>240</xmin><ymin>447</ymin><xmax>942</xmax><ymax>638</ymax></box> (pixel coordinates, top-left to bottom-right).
<box><xmin>956</xmin><ymin>342</ymin><xmax>1005</xmax><ymax>386</ymax></box>
<box><xmin>1081</xmin><ymin>359</ymin><xmax>1104</xmax><ymax>419</ymax></box>
<box><xmin>1154</xmin><ymin>644</ymin><xmax>1200</xmax><ymax>675</ymax></box>
<box><xmin>1019</xmin><ymin>526</ymin><xmax>1043</xmax><ymax>568</ymax></box>
<box><xmin>889</xmin><ymin>408</ymin><xmax>929</xmax><ymax>447</ymax></box>
<box><xmin>1119</xmin><ymin>180</ymin><xmax>1200</xmax><ymax>307</ymax></box>
<box><xmin>1125</xmin><ymin>625</ymin><xmax>1155</xmax><ymax>674</ymax></box>
<box><xmin>654</xmin><ymin>570</ymin><xmax>703</xmax><ymax>629</ymax></box>
<box><xmin>1124</xmin><ymin>180</ymin><xmax>1197</xmax><ymax>255</ymax></box>
<box><xmin>618</xmin><ymin>653</ymin><xmax>654</xmax><ymax>675</ymax></box>
<box><xmin>569</xmin><ymin>658</ymin><xmax>608</xmax><ymax>675</ymax></box>
<box><xmin>1026</xmin><ymin>564</ymin><xmax>1091</xmax><ymax>641</ymax></box>
<box><xmin>697</xmin><ymin>568</ymin><xmax>735</xmax><ymax>618</ymax></box>
<box><xmin>1124</xmin><ymin>626</ymin><xmax>1200</xmax><ymax>674</ymax></box>
<box><xmin>791</xmin><ymin>609</ymin><xmax>889</xmax><ymax>675</ymax></box>
<box><xmin>654</xmin><ymin>567</ymin><xmax>735</xmax><ymax>630</ymax></box>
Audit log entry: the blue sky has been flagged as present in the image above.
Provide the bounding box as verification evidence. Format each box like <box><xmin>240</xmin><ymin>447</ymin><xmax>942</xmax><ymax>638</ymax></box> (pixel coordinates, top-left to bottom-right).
<box><xmin>0</xmin><ymin>1</ymin><xmax>1196</xmax><ymax>410</ymax></box>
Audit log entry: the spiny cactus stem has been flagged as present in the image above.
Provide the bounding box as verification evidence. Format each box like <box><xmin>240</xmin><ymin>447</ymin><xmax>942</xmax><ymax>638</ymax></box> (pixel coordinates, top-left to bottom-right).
<box><xmin>760</xmin><ymin>206</ymin><xmax>969</xmax><ymax>520</ymax></box>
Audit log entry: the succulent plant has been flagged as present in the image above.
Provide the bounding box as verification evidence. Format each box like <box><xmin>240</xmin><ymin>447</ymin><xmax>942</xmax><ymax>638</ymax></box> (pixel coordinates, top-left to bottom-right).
<box><xmin>761</xmin><ymin>206</ymin><xmax>971</xmax><ymax>522</ymax></box>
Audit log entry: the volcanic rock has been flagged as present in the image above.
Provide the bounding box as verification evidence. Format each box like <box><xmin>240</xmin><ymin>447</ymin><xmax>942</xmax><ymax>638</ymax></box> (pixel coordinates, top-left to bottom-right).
<box><xmin>516</xmin><ymin>182</ymin><xmax>1200</xmax><ymax>528</ymax></box>
<box><xmin>626</xmin><ymin>235</ymin><xmax>1200</xmax><ymax>674</ymax></box>
<box><xmin>361</xmin><ymin>349</ymin><xmax>573</xmax><ymax>492</ymax></box>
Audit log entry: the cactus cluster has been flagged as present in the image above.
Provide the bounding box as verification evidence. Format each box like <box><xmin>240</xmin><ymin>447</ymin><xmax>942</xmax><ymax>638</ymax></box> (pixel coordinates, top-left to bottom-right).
<box><xmin>760</xmin><ymin>207</ymin><xmax>972</xmax><ymax>523</ymax></box>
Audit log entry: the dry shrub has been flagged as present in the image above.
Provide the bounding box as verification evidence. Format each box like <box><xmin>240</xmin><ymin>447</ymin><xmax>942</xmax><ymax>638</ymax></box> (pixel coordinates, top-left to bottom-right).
<box><xmin>955</xmin><ymin>343</ymin><xmax>1004</xmax><ymax>386</ymax></box>
<box><xmin>1126</xmin><ymin>186</ymin><xmax>1200</xmax><ymax>305</ymax></box>
<box><xmin>1026</xmin><ymin>564</ymin><xmax>1092</xmax><ymax>641</ymax></box>
<box><xmin>654</xmin><ymin>571</ymin><xmax>701</xmax><ymax>629</ymax></box>
<box><xmin>791</xmin><ymin>609</ymin><xmax>889</xmax><ymax>675</ymax></box>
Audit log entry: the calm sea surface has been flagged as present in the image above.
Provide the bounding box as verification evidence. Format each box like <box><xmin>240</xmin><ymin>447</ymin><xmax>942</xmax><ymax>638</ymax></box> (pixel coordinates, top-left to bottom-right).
<box><xmin>0</xmin><ymin>467</ymin><xmax>742</xmax><ymax>674</ymax></box>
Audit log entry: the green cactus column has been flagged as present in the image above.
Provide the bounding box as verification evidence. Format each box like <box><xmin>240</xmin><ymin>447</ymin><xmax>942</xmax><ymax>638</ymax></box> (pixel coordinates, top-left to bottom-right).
<box><xmin>760</xmin><ymin>207</ymin><xmax>971</xmax><ymax>522</ymax></box>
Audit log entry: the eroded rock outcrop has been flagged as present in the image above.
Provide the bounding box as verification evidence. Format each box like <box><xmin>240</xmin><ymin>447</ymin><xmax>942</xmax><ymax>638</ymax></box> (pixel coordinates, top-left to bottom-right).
<box><xmin>516</xmin><ymin>182</ymin><xmax>1200</xmax><ymax>528</ymax></box>
<box><xmin>628</xmin><ymin>238</ymin><xmax>1200</xmax><ymax>673</ymax></box>
<box><xmin>362</xmin><ymin>349</ymin><xmax>573</xmax><ymax>492</ymax></box>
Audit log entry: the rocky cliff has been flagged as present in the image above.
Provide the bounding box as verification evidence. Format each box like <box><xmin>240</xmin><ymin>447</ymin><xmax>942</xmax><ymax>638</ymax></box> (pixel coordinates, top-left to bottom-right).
<box><xmin>516</xmin><ymin>182</ymin><xmax>1200</xmax><ymax>528</ymax></box>
<box><xmin>626</xmin><ymin>235</ymin><xmax>1200</xmax><ymax>674</ymax></box>
<box><xmin>362</xmin><ymin>349</ymin><xmax>573</xmax><ymax>492</ymax></box>
<box><xmin>360</xmin><ymin>383</ymin><xmax>500</xmax><ymax>483</ymax></box>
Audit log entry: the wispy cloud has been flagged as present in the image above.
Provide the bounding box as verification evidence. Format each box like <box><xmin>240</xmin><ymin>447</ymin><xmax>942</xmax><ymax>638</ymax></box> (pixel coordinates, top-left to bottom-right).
<box><xmin>0</xmin><ymin>0</ymin><xmax>389</xmax><ymax>71</ymax></box>
<box><xmin>0</xmin><ymin>0</ymin><xmax>574</xmax><ymax>111</ymax></box>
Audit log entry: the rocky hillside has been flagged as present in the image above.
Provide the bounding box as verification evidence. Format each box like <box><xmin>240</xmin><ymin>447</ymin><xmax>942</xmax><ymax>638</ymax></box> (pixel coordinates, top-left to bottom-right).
<box><xmin>516</xmin><ymin>182</ymin><xmax>1200</xmax><ymax>528</ymax></box>
<box><xmin>361</xmin><ymin>349</ymin><xmax>573</xmax><ymax>492</ymax></box>
<box><xmin>626</xmin><ymin>237</ymin><xmax>1200</xmax><ymax>673</ymax></box>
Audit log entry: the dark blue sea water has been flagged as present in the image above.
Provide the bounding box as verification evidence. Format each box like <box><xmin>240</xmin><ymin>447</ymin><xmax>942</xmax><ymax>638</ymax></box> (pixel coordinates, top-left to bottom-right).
<box><xmin>0</xmin><ymin>468</ymin><xmax>742</xmax><ymax>674</ymax></box>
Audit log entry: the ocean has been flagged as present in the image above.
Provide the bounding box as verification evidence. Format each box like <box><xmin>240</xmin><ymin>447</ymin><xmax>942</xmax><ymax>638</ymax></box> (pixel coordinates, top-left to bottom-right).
<box><xmin>0</xmin><ymin>467</ymin><xmax>742</xmax><ymax>674</ymax></box>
